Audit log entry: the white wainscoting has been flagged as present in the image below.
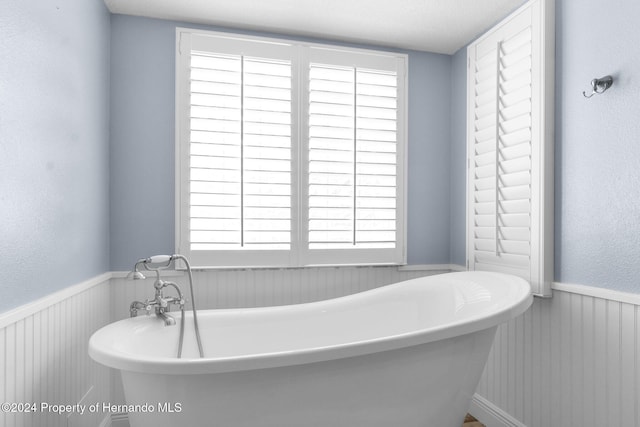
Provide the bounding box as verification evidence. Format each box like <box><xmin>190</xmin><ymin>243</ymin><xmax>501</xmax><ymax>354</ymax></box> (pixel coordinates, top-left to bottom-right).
<box><xmin>0</xmin><ymin>274</ymin><xmax>113</xmax><ymax>427</ymax></box>
<box><xmin>109</xmin><ymin>265</ymin><xmax>451</xmax><ymax>321</ymax></box>
<box><xmin>472</xmin><ymin>283</ymin><xmax>640</xmax><ymax>427</ymax></box>
<box><xmin>5</xmin><ymin>267</ymin><xmax>637</xmax><ymax>427</ymax></box>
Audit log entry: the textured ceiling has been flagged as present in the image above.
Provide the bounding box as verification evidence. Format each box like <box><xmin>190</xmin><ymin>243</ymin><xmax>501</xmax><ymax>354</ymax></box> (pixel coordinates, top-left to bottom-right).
<box><xmin>104</xmin><ymin>0</ymin><xmax>526</xmax><ymax>54</ymax></box>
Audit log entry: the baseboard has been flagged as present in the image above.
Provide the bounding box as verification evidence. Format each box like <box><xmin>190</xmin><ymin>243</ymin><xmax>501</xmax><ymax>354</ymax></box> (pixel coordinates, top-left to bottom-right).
<box><xmin>470</xmin><ymin>394</ymin><xmax>527</xmax><ymax>427</ymax></box>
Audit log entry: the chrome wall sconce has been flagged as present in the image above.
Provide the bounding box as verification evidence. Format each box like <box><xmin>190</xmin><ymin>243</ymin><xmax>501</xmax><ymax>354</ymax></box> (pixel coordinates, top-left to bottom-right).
<box><xmin>583</xmin><ymin>75</ymin><xmax>614</xmax><ymax>98</ymax></box>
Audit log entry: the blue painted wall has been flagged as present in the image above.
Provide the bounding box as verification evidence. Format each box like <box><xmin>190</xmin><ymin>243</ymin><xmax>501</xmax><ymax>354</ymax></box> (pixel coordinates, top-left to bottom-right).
<box><xmin>449</xmin><ymin>49</ymin><xmax>468</xmax><ymax>267</ymax></box>
<box><xmin>5</xmin><ymin>0</ymin><xmax>636</xmax><ymax>314</ymax></box>
<box><xmin>553</xmin><ymin>0</ymin><xmax>640</xmax><ymax>291</ymax></box>
<box><xmin>109</xmin><ymin>15</ymin><xmax>453</xmax><ymax>270</ymax></box>
<box><xmin>0</xmin><ymin>0</ymin><xmax>111</xmax><ymax>312</ymax></box>
<box><xmin>450</xmin><ymin>0</ymin><xmax>640</xmax><ymax>292</ymax></box>
<box><xmin>407</xmin><ymin>53</ymin><xmax>452</xmax><ymax>265</ymax></box>
<box><xmin>109</xmin><ymin>17</ymin><xmax>176</xmax><ymax>270</ymax></box>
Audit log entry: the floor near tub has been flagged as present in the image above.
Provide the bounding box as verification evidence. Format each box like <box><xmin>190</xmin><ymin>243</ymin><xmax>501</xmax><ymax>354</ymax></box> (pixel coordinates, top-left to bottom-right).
<box><xmin>463</xmin><ymin>414</ymin><xmax>485</xmax><ymax>427</ymax></box>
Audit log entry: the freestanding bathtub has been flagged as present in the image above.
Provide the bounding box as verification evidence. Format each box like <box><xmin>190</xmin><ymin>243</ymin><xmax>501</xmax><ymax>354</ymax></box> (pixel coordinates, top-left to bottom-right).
<box><xmin>89</xmin><ymin>271</ymin><xmax>532</xmax><ymax>427</ymax></box>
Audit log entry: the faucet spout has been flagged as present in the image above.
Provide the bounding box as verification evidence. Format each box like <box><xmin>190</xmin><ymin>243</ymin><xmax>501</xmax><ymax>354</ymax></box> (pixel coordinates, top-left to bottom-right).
<box><xmin>157</xmin><ymin>311</ymin><xmax>176</xmax><ymax>326</ymax></box>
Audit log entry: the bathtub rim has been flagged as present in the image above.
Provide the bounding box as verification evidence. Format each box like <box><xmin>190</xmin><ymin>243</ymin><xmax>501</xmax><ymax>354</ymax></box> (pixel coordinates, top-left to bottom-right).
<box><xmin>89</xmin><ymin>271</ymin><xmax>533</xmax><ymax>375</ymax></box>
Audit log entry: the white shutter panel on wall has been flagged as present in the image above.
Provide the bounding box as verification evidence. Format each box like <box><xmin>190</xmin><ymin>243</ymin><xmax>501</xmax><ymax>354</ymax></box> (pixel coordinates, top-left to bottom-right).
<box><xmin>467</xmin><ymin>0</ymin><xmax>554</xmax><ymax>296</ymax></box>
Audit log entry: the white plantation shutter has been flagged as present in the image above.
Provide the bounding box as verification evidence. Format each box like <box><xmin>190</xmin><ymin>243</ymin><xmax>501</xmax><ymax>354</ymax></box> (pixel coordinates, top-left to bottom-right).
<box><xmin>189</xmin><ymin>53</ymin><xmax>292</xmax><ymax>251</ymax></box>
<box><xmin>302</xmin><ymin>47</ymin><xmax>405</xmax><ymax>265</ymax></box>
<box><xmin>177</xmin><ymin>30</ymin><xmax>406</xmax><ymax>267</ymax></box>
<box><xmin>467</xmin><ymin>0</ymin><xmax>554</xmax><ymax>296</ymax></box>
<box><xmin>307</xmin><ymin>65</ymin><xmax>398</xmax><ymax>250</ymax></box>
<box><xmin>177</xmin><ymin>32</ymin><xmax>297</xmax><ymax>267</ymax></box>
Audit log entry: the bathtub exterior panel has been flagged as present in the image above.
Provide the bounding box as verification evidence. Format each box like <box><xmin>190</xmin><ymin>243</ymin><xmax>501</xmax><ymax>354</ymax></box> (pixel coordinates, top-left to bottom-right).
<box><xmin>121</xmin><ymin>328</ymin><xmax>497</xmax><ymax>427</ymax></box>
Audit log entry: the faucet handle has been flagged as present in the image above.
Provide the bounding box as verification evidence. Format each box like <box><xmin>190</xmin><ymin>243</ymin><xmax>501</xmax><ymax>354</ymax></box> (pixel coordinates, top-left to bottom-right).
<box><xmin>164</xmin><ymin>297</ymin><xmax>185</xmax><ymax>312</ymax></box>
<box><xmin>129</xmin><ymin>300</ymin><xmax>154</xmax><ymax>317</ymax></box>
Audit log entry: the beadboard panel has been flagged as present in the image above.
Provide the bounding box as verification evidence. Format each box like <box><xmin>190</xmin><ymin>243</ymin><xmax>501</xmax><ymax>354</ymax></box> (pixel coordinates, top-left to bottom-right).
<box><xmin>0</xmin><ymin>278</ymin><xmax>112</xmax><ymax>427</ymax></box>
<box><xmin>474</xmin><ymin>287</ymin><xmax>640</xmax><ymax>427</ymax></box>
<box><xmin>110</xmin><ymin>265</ymin><xmax>445</xmax><ymax>321</ymax></box>
<box><xmin>5</xmin><ymin>268</ymin><xmax>640</xmax><ymax>427</ymax></box>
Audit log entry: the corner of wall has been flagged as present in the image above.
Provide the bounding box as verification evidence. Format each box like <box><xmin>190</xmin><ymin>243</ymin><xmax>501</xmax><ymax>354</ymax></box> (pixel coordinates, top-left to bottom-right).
<box><xmin>448</xmin><ymin>47</ymin><xmax>468</xmax><ymax>266</ymax></box>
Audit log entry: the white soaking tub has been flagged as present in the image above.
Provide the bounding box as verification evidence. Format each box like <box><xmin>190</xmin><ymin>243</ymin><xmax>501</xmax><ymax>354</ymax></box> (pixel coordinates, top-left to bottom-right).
<box><xmin>89</xmin><ymin>271</ymin><xmax>532</xmax><ymax>427</ymax></box>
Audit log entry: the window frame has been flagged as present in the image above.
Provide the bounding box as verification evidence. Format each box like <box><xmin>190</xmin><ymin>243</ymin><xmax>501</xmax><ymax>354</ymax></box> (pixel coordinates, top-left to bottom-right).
<box><xmin>175</xmin><ymin>28</ymin><xmax>408</xmax><ymax>268</ymax></box>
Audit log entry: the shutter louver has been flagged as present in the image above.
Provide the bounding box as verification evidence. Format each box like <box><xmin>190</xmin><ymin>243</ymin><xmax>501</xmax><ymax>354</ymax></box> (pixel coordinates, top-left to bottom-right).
<box><xmin>308</xmin><ymin>64</ymin><xmax>398</xmax><ymax>250</ymax></box>
<box><xmin>472</xmin><ymin>27</ymin><xmax>533</xmax><ymax>276</ymax></box>
<box><xmin>189</xmin><ymin>52</ymin><xmax>292</xmax><ymax>251</ymax></box>
<box><xmin>467</xmin><ymin>0</ymin><xmax>554</xmax><ymax>296</ymax></box>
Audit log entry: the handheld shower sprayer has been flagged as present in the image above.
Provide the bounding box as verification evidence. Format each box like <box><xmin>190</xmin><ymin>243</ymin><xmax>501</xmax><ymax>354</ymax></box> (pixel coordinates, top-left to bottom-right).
<box><xmin>144</xmin><ymin>255</ymin><xmax>173</xmax><ymax>265</ymax></box>
<box><xmin>127</xmin><ymin>255</ymin><xmax>174</xmax><ymax>280</ymax></box>
<box><xmin>126</xmin><ymin>259</ymin><xmax>147</xmax><ymax>280</ymax></box>
<box><xmin>126</xmin><ymin>254</ymin><xmax>204</xmax><ymax>358</ymax></box>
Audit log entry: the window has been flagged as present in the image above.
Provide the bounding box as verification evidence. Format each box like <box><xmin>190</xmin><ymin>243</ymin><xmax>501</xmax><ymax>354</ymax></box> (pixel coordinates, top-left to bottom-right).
<box><xmin>176</xmin><ymin>29</ymin><xmax>407</xmax><ymax>268</ymax></box>
<box><xmin>466</xmin><ymin>0</ymin><xmax>554</xmax><ymax>296</ymax></box>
